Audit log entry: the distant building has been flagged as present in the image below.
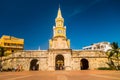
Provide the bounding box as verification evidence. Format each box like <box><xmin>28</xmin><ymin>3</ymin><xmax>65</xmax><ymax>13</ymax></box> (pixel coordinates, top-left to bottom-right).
<box><xmin>0</xmin><ymin>35</ymin><xmax>24</xmax><ymax>54</ymax></box>
<box><xmin>82</xmin><ymin>42</ymin><xmax>112</xmax><ymax>52</ymax></box>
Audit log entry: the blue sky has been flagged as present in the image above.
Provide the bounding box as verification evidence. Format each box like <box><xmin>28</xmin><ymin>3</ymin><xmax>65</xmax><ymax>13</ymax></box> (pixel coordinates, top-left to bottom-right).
<box><xmin>0</xmin><ymin>0</ymin><xmax>120</xmax><ymax>50</ymax></box>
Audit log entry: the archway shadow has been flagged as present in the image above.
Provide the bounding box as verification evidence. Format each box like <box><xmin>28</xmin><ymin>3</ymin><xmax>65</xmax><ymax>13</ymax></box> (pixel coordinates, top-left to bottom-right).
<box><xmin>80</xmin><ymin>58</ymin><xmax>89</xmax><ymax>70</ymax></box>
<box><xmin>55</xmin><ymin>54</ymin><xmax>64</xmax><ymax>70</ymax></box>
<box><xmin>29</xmin><ymin>59</ymin><xmax>39</xmax><ymax>71</ymax></box>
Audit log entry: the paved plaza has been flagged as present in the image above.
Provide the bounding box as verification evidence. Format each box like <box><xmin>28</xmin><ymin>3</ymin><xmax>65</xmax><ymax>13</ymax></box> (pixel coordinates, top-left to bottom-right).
<box><xmin>0</xmin><ymin>70</ymin><xmax>120</xmax><ymax>80</ymax></box>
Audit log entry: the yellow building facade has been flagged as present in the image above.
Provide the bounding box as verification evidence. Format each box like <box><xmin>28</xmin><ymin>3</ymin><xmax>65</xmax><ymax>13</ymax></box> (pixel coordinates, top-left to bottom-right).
<box><xmin>0</xmin><ymin>35</ymin><xmax>24</xmax><ymax>55</ymax></box>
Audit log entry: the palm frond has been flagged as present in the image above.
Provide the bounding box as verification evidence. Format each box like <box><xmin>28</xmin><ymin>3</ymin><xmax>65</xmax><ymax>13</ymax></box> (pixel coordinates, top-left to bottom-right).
<box><xmin>111</xmin><ymin>42</ymin><xmax>119</xmax><ymax>49</ymax></box>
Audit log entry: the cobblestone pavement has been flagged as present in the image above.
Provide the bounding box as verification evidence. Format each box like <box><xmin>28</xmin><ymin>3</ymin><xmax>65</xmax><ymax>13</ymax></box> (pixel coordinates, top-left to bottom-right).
<box><xmin>0</xmin><ymin>70</ymin><xmax>120</xmax><ymax>80</ymax></box>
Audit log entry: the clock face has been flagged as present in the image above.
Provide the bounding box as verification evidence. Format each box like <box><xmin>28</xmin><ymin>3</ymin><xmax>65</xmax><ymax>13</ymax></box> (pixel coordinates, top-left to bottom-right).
<box><xmin>58</xmin><ymin>30</ymin><xmax>62</xmax><ymax>33</ymax></box>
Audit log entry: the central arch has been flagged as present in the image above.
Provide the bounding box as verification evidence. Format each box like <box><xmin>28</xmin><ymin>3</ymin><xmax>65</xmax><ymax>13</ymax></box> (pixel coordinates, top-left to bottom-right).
<box><xmin>29</xmin><ymin>59</ymin><xmax>39</xmax><ymax>71</ymax></box>
<box><xmin>55</xmin><ymin>54</ymin><xmax>64</xmax><ymax>70</ymax></box>
<box><xmin>80</xmin><ymin>58</ymin><xmax>89</xmax><ymax>70</ymax></box>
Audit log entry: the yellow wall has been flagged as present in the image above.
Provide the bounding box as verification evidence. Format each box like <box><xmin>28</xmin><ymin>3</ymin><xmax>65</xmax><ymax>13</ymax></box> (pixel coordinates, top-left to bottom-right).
<box><xmin>0</xmin><ymin>35</ymin><xmax>24</xmax><ymax>54</ymax></box>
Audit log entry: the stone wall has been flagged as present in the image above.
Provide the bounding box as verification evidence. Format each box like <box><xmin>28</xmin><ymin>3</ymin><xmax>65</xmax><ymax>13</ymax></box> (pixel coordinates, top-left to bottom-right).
<box><xmin>72</xmin><ymin>50</ymin><xmax>109</xmax><ymax>70</ymax></box>
<box><xmin>2</xmin><ymin>49</ymin><xmax>109</xmax><ymax>71</ymax></box>
<box><xmin>2</xmin><ymin>50</ymin><xmax>48</xmax><ymax>71</ymax></box>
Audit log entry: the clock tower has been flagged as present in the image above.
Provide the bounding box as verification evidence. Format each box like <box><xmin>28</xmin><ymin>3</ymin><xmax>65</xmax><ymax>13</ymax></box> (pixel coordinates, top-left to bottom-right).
<box><xmin>49</xmin><ymin>6</ymin><xmax>70</xmax><ymax>49</ymax></box>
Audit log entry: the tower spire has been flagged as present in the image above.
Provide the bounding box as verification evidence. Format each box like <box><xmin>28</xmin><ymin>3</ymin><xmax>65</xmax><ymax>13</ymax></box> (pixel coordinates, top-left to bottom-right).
<box><xmin>55</xmin><ymin>5</ymin><xmax>64</xmax><ymax>27</ymax></box>
<box><xmin>49</xmin><ymin>5</ymin><xmax>70</xmax><ymax>49</ymax></box>
<box><xmin>57</xmin><ymin>5</ymin><xmax>63</xmax><ymax>18</ymax></box>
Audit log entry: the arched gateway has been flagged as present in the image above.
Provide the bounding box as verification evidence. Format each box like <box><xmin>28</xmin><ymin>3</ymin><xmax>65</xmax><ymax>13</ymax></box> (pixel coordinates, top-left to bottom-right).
<box><xmin>55</xmin><ymin>54</ymin><xmax>64</xmax><ymax>70</ymax></box>
<box><xmin>29</xmin><ymin>59</ymin><xmax>39</xmax><ymax>71</ymax></box>
<box><xmin>80</xmin><ymin>59</ymin><xmax>89</xmax><ymax>70</ymax></box>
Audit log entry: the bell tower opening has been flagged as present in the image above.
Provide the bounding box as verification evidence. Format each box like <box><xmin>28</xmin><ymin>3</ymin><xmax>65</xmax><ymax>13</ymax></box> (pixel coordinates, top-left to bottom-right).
<box><xmin>55</xmin><ymin>54</ymin><xmax>64</xmax><ymax>70</ymax></box>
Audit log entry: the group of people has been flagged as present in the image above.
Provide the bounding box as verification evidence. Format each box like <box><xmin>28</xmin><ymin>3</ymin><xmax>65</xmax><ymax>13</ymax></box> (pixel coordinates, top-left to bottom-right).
<box><xmin>56</xmin><ymin>64</ymin><xmax>64</xmax><ymax>70</ymax></box>
<box><xmin>0</xmin><ymin>64</ymin><xmax>23</xmax><ymax>72</ymax></box>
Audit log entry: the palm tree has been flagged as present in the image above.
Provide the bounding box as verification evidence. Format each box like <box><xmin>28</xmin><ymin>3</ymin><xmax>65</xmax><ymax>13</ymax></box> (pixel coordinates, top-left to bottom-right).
<box><xmin>106</xmin><ymin>42</ymin><xmax>120</xmax><ymax>70</ymax></box>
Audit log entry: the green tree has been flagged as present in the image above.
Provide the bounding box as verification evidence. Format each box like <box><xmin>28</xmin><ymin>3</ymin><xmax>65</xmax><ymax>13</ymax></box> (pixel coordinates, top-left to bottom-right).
<box><xmin>106</xmin><ymin>42</ymin><xmax>120</xmax><ymax>70</ymax></box>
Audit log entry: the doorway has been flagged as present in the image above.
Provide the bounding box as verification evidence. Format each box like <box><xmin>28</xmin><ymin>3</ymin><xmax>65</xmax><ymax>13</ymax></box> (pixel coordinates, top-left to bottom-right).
<box><xmin>55</xmin><ymin>54</ymin><xmax>64</xmax><ymax>70</ymax></box>
<box><xmin>80</xmin><ymin>59</ymin><xmax>89</xmax><ymax>70</ymax></box>
<box><xmin>29</xmin><ymin>59</ymin><xmax>39</xmax><ymax>71</ymax></box>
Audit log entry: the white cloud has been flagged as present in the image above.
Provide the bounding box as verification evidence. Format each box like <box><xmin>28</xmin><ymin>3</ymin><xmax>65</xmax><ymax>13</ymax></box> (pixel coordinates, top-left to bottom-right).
<box><xmin>69</xmin><ymin>0</ymin><xmax>103</xmax><ymax>17</ymax></box>
<box><xmin>69</xmin><ymin>8</ymin><xmax>82</xmax><ymax>17</ymax></box>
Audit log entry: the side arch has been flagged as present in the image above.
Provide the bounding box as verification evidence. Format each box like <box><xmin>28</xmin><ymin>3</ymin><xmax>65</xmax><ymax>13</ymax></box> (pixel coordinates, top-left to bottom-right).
<box><xmin>29</xmin><ymin>59</ymin><xmax>39</xmax><ymax>71</ymax></box>
<box><xmin>80</xmin><ymin>58</ymin><xmax>89</xmax><ymax>70</ymax></box>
